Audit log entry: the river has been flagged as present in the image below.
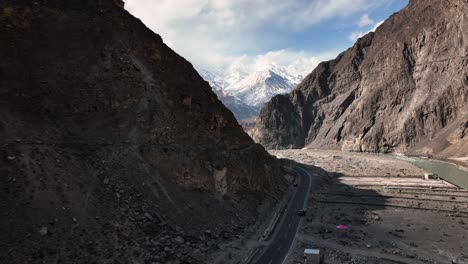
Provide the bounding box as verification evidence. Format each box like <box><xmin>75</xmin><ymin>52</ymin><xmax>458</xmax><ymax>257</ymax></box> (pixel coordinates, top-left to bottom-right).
<box><xmin>392</xmin><ymin>155</ymin><xmax>468</xmax><ymax>189</ymax></box>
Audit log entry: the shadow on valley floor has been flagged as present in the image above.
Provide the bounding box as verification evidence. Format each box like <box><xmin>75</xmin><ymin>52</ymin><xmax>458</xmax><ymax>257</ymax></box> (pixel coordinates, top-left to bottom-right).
<box><xmin>282</xmin><ymin>159</ymin><xmax>423</xmax><ymax>264</ymax></box>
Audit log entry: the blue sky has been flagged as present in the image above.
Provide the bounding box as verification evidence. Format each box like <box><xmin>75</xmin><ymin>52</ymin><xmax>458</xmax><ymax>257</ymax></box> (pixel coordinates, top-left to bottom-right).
<box><xmin>126</xmin><ymin>0</ymin><xmax>408</xmax><ymax>76</ymax></box>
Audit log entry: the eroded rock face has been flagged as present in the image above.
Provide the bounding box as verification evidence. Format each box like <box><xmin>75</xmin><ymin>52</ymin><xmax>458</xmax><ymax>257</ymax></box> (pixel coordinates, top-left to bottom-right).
<box><xmin>1</xmin><ymin>0</ymin><xmax>282</xmax><ymax>193</ymax></box>
<box><xmin>0</xmin><ymin>0</ymin><xmax>285</xmax><ymax>263</ymax></box>
<box><xmin>253</xmin><ymin>0</ymin><xmax>468</xmax><ymax>158</ymax></box>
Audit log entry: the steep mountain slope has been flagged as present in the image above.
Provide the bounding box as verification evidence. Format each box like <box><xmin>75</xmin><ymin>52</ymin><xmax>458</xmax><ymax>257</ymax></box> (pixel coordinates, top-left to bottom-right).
<box><xmin>212</xmin><ymin>89</ymin><xmax>259</xmax><ymax>120</ymax></box>
<box><xmin>197</xmin><ymin>68</ymin><xmax>227</xmax><ymax>91</ymax></box>
<box><xmin>0</xmin><ymin>1</ymin><xmax>285</xmax><ymax>263</ymax></box>
<box><xmin>198</xmin><ymin>69</ymin><xmax>259</xmax><ymax>120</ymax></box>
<box><xmin>253</xmin><ymin>0</ymin><xmax>468</xmax><ymax>161</ymax></box>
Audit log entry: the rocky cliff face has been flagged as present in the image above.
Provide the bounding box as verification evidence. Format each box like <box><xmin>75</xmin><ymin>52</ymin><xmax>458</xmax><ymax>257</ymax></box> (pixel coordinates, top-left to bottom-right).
<box><xmin>253</xmin><ymin>0</ymin><xmax>468</xmax><ymax>159</ymax></box>
<box><xmin>0</xmin><ymin>1</ymin><xmax>285</xmax><ymax>263</ymax></box>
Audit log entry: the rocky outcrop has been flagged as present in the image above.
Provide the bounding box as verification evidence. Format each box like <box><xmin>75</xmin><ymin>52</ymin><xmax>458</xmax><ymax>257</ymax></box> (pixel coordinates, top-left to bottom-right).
<box><xmin>408</xmin><ymin>115</ymin><xmax>468</xmax><ymax>165</ymax></box>
<box><xmin>0</xmin><ymin>1</ymin><xmax>285</xmax><ymax>263</ymax></box>
<box><xmin>253</xmin><ymin>0</ymin><xmax>468</xmax><ymax>159</ymax></box>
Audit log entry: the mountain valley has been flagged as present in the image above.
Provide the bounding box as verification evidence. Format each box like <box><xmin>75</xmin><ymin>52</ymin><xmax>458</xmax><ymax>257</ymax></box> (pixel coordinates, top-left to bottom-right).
<box><xmin>1</xmin><ymin>0</ymin><xmax>468</xmax><ymax>263</ymax></box>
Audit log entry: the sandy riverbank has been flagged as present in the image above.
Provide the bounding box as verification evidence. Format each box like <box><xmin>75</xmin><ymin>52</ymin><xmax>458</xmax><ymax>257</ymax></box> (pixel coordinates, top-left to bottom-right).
<box><xmin>448</xmin><ymin>157</ymin><xmax>468</xmax><ymax>171</ymax></box>
<box><xmin>271</xmin><ymin>149</ymin><xmax>468</xmax><ymax>264</ymax></box>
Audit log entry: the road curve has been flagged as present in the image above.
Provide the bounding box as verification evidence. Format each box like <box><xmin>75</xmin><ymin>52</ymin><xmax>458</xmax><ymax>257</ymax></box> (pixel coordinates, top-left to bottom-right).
<box><xmin>255</xmin><ymin>166</ymin><xmax>311</xmax><ymax>264</ymax></box>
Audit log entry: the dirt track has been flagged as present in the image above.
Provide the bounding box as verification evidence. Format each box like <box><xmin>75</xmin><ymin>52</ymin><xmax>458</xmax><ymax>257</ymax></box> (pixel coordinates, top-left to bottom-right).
<box><xmin>272</xmin><ymin>149</ymin><xmax>468</xmax><ymax>264</ymax></box>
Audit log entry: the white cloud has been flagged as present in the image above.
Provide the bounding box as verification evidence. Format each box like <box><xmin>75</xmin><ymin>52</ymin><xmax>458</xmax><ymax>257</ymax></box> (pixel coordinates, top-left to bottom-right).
<box><xmin>348</xmin><ymin>31</ymin><xmax>364</xmax><ymax>41</ymax></box>
<box><xmin>349</xmin><ymin>20</ymin><xmax>385</xmax><ymax>42</ymax></box>
<box><xmin>252</xmin><ymin>49</ymin><xmax>336</xmax><ymax>77</ymax></box>
<box><xmin>206</xmin><ymin>49</ymin><xmax>338</xmax><ymax>78</ymax></box>
<box><xmin>125</xmin><ymin>0</ymin><xmax>389</xmax><ymax>73</ymax></box>
<box><xmin>370</xmin><ymin>20</ymin><xmax>385</xmax><ymax>32</ymax></box>
<box><xmin>357</xmin><ymin>14</ymin><xmax>374</xmax><ymax>27</ymax></box>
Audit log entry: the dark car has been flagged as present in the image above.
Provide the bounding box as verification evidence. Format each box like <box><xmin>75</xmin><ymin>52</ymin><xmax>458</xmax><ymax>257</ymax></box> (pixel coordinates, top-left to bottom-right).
<box><xmin>298</xmin><ymin>210</ymin><xmax>306</xmax><ymax>216</ymax></box>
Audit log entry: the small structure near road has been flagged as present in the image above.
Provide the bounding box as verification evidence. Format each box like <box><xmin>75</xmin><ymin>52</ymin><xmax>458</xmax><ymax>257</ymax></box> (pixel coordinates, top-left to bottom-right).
<box><xmin>424</xmin><ymin>172</ymin><xmax>434</xmax><ymax>180</ymax></box>
<box><xmin>303</xmin><ymin>248</ymin><xmax>320</xmax><ymax>263</ymax></box>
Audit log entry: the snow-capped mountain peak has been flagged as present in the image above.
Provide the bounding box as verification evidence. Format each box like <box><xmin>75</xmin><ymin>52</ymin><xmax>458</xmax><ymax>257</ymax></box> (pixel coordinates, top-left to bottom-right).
<box><xmin>197</xmin><ymin>64</ymin><xmax>303</xmax><ymax>120</ymax></box>
<box><xmin>224</xmin><ymin>64</ymin><xmax>300</xmax><ymax>107</ymax></box>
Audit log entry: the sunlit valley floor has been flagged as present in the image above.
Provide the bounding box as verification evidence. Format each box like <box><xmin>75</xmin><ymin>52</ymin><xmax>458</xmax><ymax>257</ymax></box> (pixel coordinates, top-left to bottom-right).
<box><xmin>271</xmin><ymin>149</ymin><xmax>468</xmax><ymax>264</ymax></box>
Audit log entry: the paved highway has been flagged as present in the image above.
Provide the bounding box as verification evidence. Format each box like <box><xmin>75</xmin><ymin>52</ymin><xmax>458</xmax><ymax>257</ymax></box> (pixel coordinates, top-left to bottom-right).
<box><xmin>255</xmin><ymin>166</ymin><xmax>311</xmax><ymax>264</ymax></box>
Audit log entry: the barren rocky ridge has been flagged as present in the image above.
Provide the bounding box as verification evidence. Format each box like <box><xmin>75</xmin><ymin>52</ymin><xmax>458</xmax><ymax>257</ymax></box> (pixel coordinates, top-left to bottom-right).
<box><xmin>0</xmin><ymin>1</ymin><xmax>286</xmax><ymax>263</ymax></box>
<box><xmin>253</xmin><ymin>0</ymin><xmax>468</xmax><ymax>161</ymax></box>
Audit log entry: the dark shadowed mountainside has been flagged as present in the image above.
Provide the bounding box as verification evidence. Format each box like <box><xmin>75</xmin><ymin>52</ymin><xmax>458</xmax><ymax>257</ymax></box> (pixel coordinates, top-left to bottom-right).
<box><xmin>252</xmin><ymin>0</ymin><xmax>468</xmax><ymax>162</ymax></box>
<box><xmin>0</xmin><ymin>1</ymin><xmax>286</xmax><ymax>263</ymax></box>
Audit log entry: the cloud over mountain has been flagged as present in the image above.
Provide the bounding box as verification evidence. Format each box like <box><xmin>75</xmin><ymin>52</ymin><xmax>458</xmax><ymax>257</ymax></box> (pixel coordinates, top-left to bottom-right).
<box><xmin>125</xmin><ymin>0</ymin><xmax>397</xmax><ymax>73</ymax></box>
